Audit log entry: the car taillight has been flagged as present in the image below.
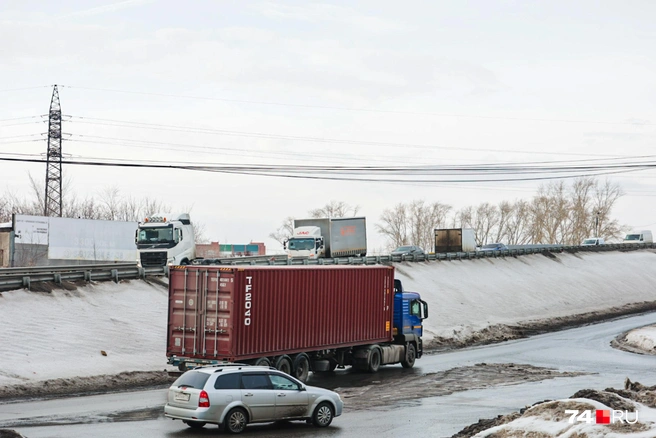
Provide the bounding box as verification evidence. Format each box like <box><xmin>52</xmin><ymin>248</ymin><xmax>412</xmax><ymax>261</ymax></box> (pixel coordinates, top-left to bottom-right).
<box><xmin>198</xmin><ymin>390</ymin><xmax>210</xmax><ymax>408</ymax></box>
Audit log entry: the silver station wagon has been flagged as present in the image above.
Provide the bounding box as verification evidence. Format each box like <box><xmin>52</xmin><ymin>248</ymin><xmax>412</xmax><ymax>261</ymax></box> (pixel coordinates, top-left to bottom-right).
<box><xmin>164</xmin><ymin>364</ymin><xmax>343</xmax><ymax>434</ymax></box>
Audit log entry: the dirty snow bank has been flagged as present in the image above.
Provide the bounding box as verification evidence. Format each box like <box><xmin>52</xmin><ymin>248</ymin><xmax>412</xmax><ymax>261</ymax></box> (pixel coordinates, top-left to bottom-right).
<box><xmin>454</xmin><ymin>379</ymin><xmax>656</xmax><ymax>438</ymax></box>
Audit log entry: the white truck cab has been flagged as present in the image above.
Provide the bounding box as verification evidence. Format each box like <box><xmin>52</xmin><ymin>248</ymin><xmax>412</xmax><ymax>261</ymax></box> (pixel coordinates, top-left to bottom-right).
<box><xmin>136</xmin><ymin>213</ymin><xmax>196</xmax><ymax>266</ymax></box>
<box><xmin>285</xmin><ymin>226</ymin><xmax>325</xmax><ymax>258</ymax></box>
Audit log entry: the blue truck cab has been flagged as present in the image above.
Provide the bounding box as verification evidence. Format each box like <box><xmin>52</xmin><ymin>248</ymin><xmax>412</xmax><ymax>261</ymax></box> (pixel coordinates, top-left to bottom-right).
<box><xmin>393</xmin><ymin>279</ymin><xmax>429</xmax><ymax>360</ymax></box>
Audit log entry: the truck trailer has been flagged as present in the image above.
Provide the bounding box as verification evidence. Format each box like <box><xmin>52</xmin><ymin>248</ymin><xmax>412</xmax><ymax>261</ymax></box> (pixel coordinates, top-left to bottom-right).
<box><xmin>285</xmin><ymin>217</ymin><xmax>367</xmax><ymax>259</ymax></box>
<box><xmin>166</xmin><ymin>265</ymin><xmax>428</xmax><ymax>382</ymax></box>
<box><xmin>434</xmin><ymin>227</ymin><xmax>477</xmax><ymax>253</ymax></box>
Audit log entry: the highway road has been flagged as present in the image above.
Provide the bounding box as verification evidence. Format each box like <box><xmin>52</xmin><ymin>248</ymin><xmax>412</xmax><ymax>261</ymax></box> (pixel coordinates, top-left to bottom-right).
<box><xmin>2</xmin><ymin>311</ymin><xmax>656</xmax><ymax>438</ymax></box>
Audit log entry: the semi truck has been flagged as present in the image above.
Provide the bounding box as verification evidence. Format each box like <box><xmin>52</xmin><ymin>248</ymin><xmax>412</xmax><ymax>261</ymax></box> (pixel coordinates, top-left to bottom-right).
<box><xmin>136</xmin><ymin>213</ymin><xmax>196</xmax><ymax>267</ymax></box>
<box><xmin>285</xmin><ymin>217</ymin><xmax>367</xmax><ymax>259</ymax></box>
<box><xmin>166</xmin><ymin>265</ymin><xmax>428</xmax><ymax>382</ymax></box>
<box><xmin>434</xmin><ymin>228</ymin><xmax>477</xmax><ymax>253</ymax></box>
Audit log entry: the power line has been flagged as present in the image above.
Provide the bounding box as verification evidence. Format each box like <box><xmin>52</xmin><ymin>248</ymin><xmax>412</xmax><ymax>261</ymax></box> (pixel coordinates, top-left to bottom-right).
<box><xmin>68</xmin><ymin>115</ymin><xmax>628</xmax><ymax>158</ymax></box>
<box><xmin>0</xmin><ymin>86</ymin><xmax>51</xmax><ymax>93</ymax></box>
<box><xmin>59</xmin><ymin>86</ymin><xmax>653</xmax><ymax>126</ymax></box>
<box><xmin>0</xmin><ymin>155</ymin><xmax>653</xmax><ymax>184</ymax></box>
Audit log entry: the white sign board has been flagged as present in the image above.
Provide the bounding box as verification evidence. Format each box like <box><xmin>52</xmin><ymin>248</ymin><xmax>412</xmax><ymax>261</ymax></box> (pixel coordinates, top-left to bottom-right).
<box><xmin>13</xmin><ymin>215</ymin><xmax>138</xmax><ymax>261</ymax></box>
<box><xmin>14</xmin><ymin>215</ymin><xmax>49</xmax><ymax>245</ymax></box>
<box><xmin>47</xmin><ymin>217</ymin><xmax>138</xmax><ymax>261</ymax></box>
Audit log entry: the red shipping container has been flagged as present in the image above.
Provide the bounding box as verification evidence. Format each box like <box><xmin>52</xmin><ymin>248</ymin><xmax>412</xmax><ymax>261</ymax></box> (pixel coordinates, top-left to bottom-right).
<box><xmin>167</xmin><ymin>265</ymin><xmax>395</xmax><ymax>362</ymax></box>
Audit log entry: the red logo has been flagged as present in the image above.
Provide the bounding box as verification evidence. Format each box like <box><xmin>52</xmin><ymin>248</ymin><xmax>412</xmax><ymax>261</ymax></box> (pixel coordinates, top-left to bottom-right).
<box><xmin>341</xmin><ymin>226</ymin><xmax>356</xmax><ymax>236</ymax></box>
<box><xmin>596</xmin><ymin>410</ymin><xmax>610</xmax><ymax>424</ymax></box>
<box><xmin>298</xmin><ymin>231</ymin><xmax>309</xmax><ymax>235</ymax></box>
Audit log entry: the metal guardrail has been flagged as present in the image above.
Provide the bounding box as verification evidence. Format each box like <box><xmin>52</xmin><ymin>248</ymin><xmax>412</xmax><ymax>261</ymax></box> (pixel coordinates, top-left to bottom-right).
<box><xmin>0</xmin><ymin>243</ymin><xmax>652</xmax><ymax>292</ymax></box>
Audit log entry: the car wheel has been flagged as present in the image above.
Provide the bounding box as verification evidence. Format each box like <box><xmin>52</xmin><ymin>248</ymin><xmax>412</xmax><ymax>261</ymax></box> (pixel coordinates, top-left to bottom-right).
<box><xmin>224</xmin><ymin>408</ymin><xmax>248</xmax><ymax>434</ymax></box>
<box><xmin>312</xmin><ymin>402</ymin><xmax>334</xmax><ymax>428</ymax></box>
<box><xmin>274</xmin><ymin>355</ymin><xmax>292</xmax><ymax>375</ymax></box>
<box><xmin>401</xmin><ymin>343</ymin><xmax>416</xmax><ymax>369</ymax></box>
<box><xmin>292</xmin><ymin>354</ymin><xmax>310</xmax><ymax>382</ymax></box>
<box><xmin>183</xmin><ymin>420</ymin><xmax>206</xmax><ymax>429</ymax></box>
<box><xmin>368</xmin><ymin>347</ymin><xmax>381</xmax><ymax>373</ymax></box>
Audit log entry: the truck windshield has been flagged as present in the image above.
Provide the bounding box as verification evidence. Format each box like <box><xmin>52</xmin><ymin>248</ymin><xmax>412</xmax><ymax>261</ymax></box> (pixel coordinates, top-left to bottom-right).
<box><xmin>583</xmin><ymin>239</ymin><xmax>596</xmax><ymax>245</ymax></box>
<box><xmin>288</xmin><ymin>238</ymin><xmax>316</xmax><ymax>251</ymax></box>
<box><xmin>625</xmin><ymin>234</ymin><xmax>640</xmax><ymax>241</ymax></box>
<box><xmin>137</xmin><ymin>226</ymin><xmax>174</xmax><ymax>244</ymax></box>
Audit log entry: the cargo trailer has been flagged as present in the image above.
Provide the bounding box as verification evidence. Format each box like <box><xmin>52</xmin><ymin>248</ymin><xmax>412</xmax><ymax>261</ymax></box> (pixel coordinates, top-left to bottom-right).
<box><xmin>167</xmin><ymin>265</ymin><xmax>428</xmax><ymax>381</ymax></box>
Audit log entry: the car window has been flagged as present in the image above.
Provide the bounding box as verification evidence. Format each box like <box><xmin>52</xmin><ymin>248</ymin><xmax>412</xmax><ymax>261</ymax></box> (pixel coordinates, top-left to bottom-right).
<box><xmin>269</xmin><ymin>374</ymin><xmax>301</xmax><ymax>391</ymax></box>
<box><xmin>395</xmin><ymin>246</ymin><xmax>411</xmax><ymax>251</ymax></box>
<box><xmin>215</xmin><ymin>372</ymin><xmax>241</xmax><ymax>390</ymax></box>
<box><xmin>173</xmin><ymin>371</ymin><xmax>211</xmax><ymax>389</ymax></box>
<box><xmin>241</xmin><ymin>373</ymin><xmax>272</xmax><ymax>390</ymax></box>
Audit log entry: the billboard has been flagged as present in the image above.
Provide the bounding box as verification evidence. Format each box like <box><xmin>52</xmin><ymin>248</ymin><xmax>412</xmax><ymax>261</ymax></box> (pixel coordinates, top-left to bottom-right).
<box><xmin>14</xmin><ymin>215</ymin><xmax>49</xmax><ymax>245</ymax></box>
<box><xmin>14</xmin><ymin>215</ymin><xmax>138</xmax><ymax>262</ymax></box>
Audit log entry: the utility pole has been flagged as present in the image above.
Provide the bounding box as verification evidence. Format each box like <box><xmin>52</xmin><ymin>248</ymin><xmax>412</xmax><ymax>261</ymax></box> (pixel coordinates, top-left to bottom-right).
<box><xmin>44</xmin><ymin>85</ymin><xmax>63</xmax><ymax>217</ymax></box>
<box><xmin>595</xmin><ymin>211</ymin><xmax>601</xmax><ymax>236</ymax></box>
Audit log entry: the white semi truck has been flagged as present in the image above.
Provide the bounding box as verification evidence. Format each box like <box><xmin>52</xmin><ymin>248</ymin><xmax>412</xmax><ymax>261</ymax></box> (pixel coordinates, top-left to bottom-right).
<box><xmin>136</xmin><ymin>213</ymin><xmax>196</xmax><ymax>267</ymax></box>
<box><xmin>285</xmin><ymin>217</ymin><xmax>367</xmax><ymax>259</ymax></box>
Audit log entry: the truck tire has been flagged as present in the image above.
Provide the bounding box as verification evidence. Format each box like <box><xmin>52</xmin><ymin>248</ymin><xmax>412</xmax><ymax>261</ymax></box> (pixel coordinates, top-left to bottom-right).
<box><xmin>292</xmin><ymin>354</ymin><xmax>310</xmax><ymax>382</ymax></box>
<box><xmin>367</xmin><ymin>347</ymin><xmax>381</xmax><ymax>373</ymax></box>
<box><xmin>274</xmin><ymin>355</ymin><xmax>292</xmax><ymax>375</ymax></box>
<box><xmin>254</xmin><ymin>357</ymin><xmax>271</xmax><ymax>367</ymax></box>
<box><xmin>401</xmin><ymin>343</ymin><xmax>416</xmax><ymax>368</ymax></box>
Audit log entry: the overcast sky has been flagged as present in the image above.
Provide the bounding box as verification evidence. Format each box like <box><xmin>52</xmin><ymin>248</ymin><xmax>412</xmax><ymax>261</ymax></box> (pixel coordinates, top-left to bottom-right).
<box><xmin>1</xmin><ymin>0</ymin><xmax>655</xmax><ymax>253</ymax></box>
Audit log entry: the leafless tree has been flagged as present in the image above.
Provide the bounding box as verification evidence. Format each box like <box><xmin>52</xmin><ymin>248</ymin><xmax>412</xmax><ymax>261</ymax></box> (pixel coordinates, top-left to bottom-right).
<box><xmin>505</xmin><ymin>200</ymin><xmax>531</xmax><ymax>245</ymax></box>
<box><xmin>269</xmin><ymin>216</ymin><xmax>295</xmax><ymax>246</ymax></box>
<box><xmin>309</xmin><ymin>201</ymin><xmax>360</xmax><ymax>218</ymax></box>
<box><xmin>377</xmin><ymin>203</ymin><xmax>408</xmax><ymax>250</ymax></box>
<box><xmin>377</xmin><ymin>200</ymin><xmax>451</xmax><ymax>251</ymax></box>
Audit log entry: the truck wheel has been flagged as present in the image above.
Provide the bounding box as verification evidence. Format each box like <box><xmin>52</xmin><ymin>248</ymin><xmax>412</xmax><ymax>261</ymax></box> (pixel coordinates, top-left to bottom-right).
<box><xmin>254</xmin><ymin>357</ymin><xmax>271</xmax><ymax>367</ymax></box>
<box><xmin>292</xmin><ymin>354</ymin><xmax>310</xmax><ymax>382</ymax></box>
<box><xmin>401</xmin><ymin>343</ymin><xmax>416</xmax><ymax>368</ymax></box>
<box><xmin>274</xmin><ymin>355</ymin><xmax>292</xmax><ymax>375</ymax></box>
<box><xmin>367</xmin><ymin>347</ymin><xmax>381</xmax><ymax>373</ymax></box>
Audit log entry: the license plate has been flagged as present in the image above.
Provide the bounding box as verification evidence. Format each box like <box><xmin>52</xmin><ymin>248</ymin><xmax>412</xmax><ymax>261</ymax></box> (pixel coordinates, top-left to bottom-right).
<box><xmin>174</xmin><ymin>392</ymin><xmax>191</xmax><ymax>402</ymax></box>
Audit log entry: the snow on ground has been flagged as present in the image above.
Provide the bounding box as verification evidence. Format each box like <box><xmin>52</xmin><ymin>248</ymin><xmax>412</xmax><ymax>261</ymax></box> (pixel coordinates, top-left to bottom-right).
<box><xmin>395</xmin><ymin>250</ymin><xmax>656</xmax><ymax>345</ymax></box>
<box><xmin>464</xmin><ymin>381</ymin><xmax>656</xmax><ymax>438</ymax></box>
<box><xmin>624</xmin><ymin>327</ymin><xmax>656</xmax><ymax>354</ymax></box>
<box><xmin>0</xmin><ymin>279</ymin><xmax>174</xmax><ymax>387</ymax></box>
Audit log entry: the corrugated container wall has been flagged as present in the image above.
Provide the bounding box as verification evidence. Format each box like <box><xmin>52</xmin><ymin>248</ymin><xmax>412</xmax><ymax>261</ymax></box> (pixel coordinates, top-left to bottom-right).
<box><xmin>167</xmin><ymin>265</ymin><xmax>395</xmax><ymax>361</ymax></box>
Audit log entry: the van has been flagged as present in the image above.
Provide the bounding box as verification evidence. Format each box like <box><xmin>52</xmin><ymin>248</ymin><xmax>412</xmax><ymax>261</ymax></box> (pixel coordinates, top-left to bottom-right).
<box><xmin>623</xmin><ymin>230</ymin><xmax>653</xmax><ymax>244</ymax></box>
<box><xmin>581</xmin><ymin>237</ymin><xmax>605</xmax><ymax>246</ymax></box>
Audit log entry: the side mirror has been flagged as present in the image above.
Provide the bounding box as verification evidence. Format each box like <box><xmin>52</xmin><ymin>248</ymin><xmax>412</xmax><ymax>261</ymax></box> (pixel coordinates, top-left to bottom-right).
<box><xmin>283</xmin><ymin>240</ymin><xmax>288</xmax><ymax>250</ymax></box>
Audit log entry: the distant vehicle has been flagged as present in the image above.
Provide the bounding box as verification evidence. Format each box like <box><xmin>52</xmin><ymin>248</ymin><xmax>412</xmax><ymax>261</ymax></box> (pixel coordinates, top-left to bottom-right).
<box><xmin>477</xmin><ymin>243</ymin><xmax>508</xmax><ymax>252</ymax></box>
<box><xmin>285</xmin><ymin>217</ymin><xmax>366</xmax><ymax>259</ymax></box>
<box><xmin>581</xmin><ymin>237</ymin><xmax>605</xmax><ymax>246</ymax></box>
<box><xmin>623</xmin><ymin>230</ymin><xmax>653</xmax><ymax>244</ymax></box>
<box><xmin>391</xmin><ymin>245</ymin><xmax>425</xmax><ymax>256</ymax></box>
<box><xmin>164</xmin><ymin>364</ymin><xmax>343</xmax><ymax>433</ymax></box>
<box><xmin>136</xmin><ymin>213</ymin><xmax>196</xmax><ymax>267</ymax></box>
<box><xmin>434</xmin><ymin>228</ymin><xmax>476</xmax><ymax>253</ymax></box>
